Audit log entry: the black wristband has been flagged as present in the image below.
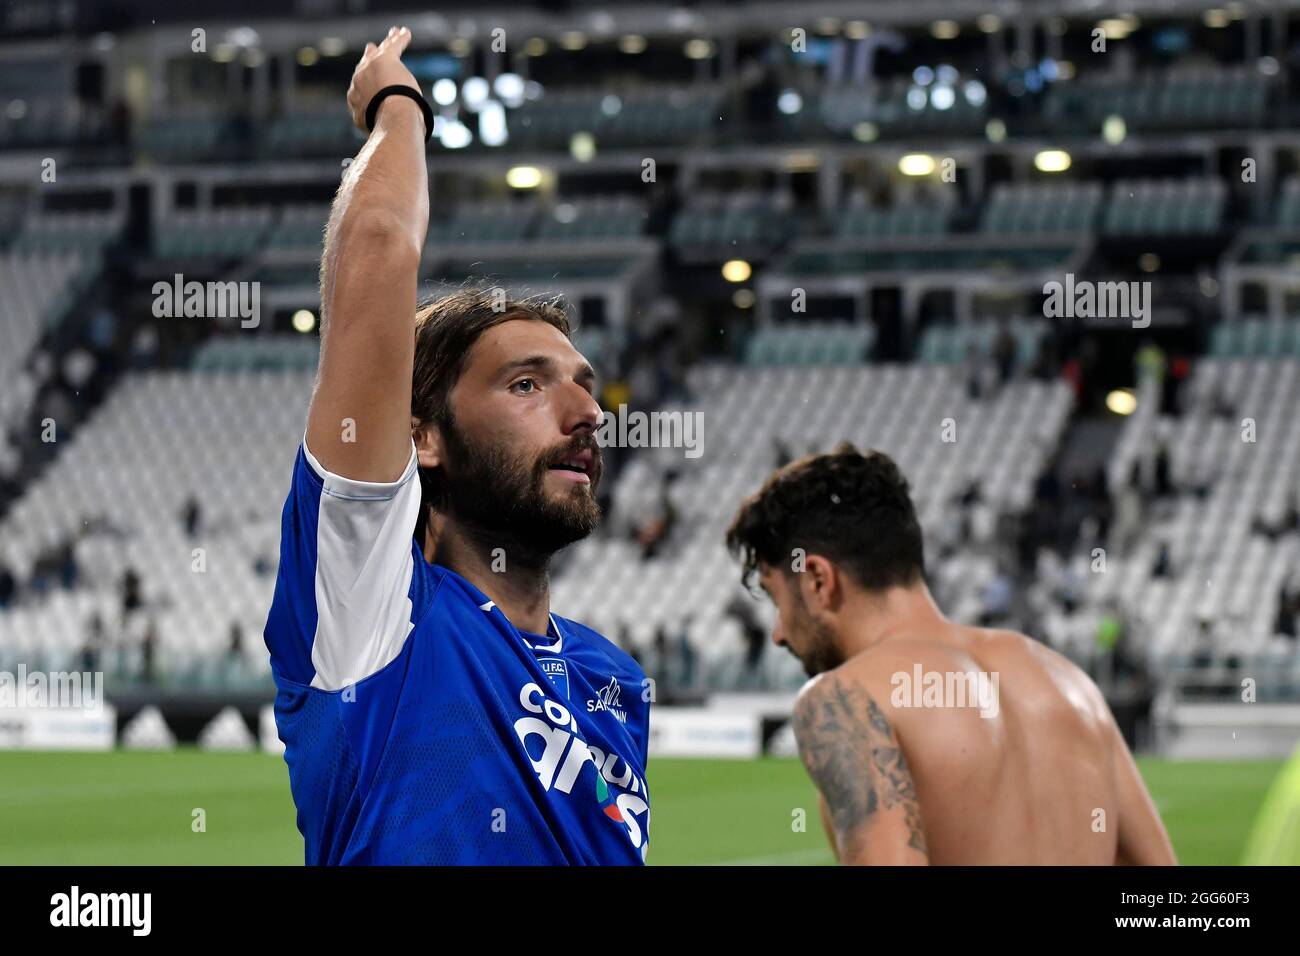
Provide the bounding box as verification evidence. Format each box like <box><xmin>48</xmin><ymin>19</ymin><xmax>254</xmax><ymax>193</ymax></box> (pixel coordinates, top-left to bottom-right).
<box><xmin>365</xmin><ymin>85</ymin><xmax>434</xmax><ymax>142</ymax></box>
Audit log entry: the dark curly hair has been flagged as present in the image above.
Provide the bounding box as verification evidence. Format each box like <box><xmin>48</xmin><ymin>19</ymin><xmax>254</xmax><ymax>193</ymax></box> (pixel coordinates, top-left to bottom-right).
<box><xmin>725</xmin><ymin>442</ymin><xmax>925</xmax><ymax>593</ymax></box>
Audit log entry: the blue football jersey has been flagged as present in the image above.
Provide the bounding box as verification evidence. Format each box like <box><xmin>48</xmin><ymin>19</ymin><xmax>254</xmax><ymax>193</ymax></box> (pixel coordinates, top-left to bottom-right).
<box><xmin>263</xmin><ymin>438</ymin><xmax>651</xmax><ymax>865</ymax></box>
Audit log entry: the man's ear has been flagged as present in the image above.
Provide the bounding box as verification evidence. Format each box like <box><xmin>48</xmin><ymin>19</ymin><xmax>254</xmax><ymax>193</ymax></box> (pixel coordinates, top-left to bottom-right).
<box><xmin>412</xmin><ymin>418</ymin><xmax>443</xmax><ymax>470</ymax></box>
<box><xmin>801</xmin><ymin>555</ymin><xmax>841</xmax><ymax>613</ymax></box>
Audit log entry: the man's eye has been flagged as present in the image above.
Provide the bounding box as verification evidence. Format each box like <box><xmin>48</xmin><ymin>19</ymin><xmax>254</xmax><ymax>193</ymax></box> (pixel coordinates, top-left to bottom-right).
<box><xmin>511</xmin><ymin>379</ymin><xmax>536</xmax><ymax>394</ymax></box>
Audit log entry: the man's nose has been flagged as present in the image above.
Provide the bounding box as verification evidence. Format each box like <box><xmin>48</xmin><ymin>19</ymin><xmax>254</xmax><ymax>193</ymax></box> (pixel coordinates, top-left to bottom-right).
<box><xmin>563</xmin><ymin>382</ymin><xmax>602</xmax><ymax>434</ymax></box>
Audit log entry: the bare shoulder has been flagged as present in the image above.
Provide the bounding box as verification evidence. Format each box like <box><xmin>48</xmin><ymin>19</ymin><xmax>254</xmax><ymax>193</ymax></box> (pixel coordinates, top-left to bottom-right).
<box><xmin>789</xmin><ymin>667</ymin><xmax>928</xmax><ymax>859</ymax></box>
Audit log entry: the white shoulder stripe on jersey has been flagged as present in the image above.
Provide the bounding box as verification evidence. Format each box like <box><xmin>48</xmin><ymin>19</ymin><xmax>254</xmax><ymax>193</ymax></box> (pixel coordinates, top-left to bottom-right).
<box><xmin>302</xmin><ymin>436</ymin><xmax>421</xmax><ymax>691</ymax></box>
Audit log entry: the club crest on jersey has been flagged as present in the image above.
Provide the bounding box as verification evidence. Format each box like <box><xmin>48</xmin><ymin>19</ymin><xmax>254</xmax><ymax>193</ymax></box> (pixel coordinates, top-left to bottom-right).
<box><xmin>587</xmin><ymin>676</ymin><xmax>627</xmax><ymax>723</ymax></box>
<box><xmin>539</xmin><ymin>658</ymin><xmax>569</xmax><ymax>697</ymax></box>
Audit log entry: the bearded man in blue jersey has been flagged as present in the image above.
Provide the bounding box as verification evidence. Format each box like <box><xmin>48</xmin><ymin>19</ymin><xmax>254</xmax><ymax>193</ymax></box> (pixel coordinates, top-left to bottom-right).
<box><xmin>263</xmin><ymin>26</ymin><xmax>650</xmax><ymax>865</ymax></box>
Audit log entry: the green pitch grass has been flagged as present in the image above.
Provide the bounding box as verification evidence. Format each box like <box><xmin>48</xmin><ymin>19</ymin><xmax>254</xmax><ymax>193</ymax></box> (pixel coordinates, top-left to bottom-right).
<box><xmin>0</xmin><ymin>751</ymin><xmax>1282</xmax><ymax>865</ymax></box>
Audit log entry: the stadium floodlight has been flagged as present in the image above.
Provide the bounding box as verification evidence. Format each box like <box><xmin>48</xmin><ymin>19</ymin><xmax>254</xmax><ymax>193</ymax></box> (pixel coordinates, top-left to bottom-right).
<box><xmin>432</xmin><ymin>78</ymin><xmax>457</xmax><ymax>107</ymax></box>
<box><xmin>296</xmin><ymin>47</ymin><xmax>319</xmax><ymax>67</ymax></box>
<box><xmin>930</xmin><ymin>20</ymin><xmax>960</xmax><ymax>40</ymax></box>
<box><xmin>493</xmin><ymin>73</ymin><xmax>525</xmax><ymax>108</ymax></box>
<box><xmin>1203</xmin><ymin>9</ymin><xmax>1230</xmax><ymax>28</ymax></box>
<box><xmin>559</xmin><ymin>32</ymin><xmax>588</xmax><ymax>51</ymax></box>
<box><xmin>777</xmin><ymin>90</ymin><xmax>802</xmax><ymax>115</ymax></box>
<box><xmin>985</xmin><ymin>118</ymin><xmax>1006</xmax><ymax>142</ymax></box>
<box><xmin>906</xmin><ymin>87</ymin><xmax>928</xmax><ymax>111</ymax></box>
<box><xmin>853</xmin><ymin>122</ymin><xmax>878</xmax><ymax>142</ymax></box>
<box><xmin>506</xmin><ymin>166</ymin><xmax>543</xmax><ymax>189</ymax></box>
<box><xmin>438</xmin><ymin>118</ymin><xmax>472</xmax><ymax>149</ymax></box>
<box><xmin>1103</xmin><ymin>115</ymin><xmax>1127</xmax><ymax>145</ymax></box>
<box><xmin>684</xmin><ymin>38</ymin><xmax>715</xmax><ymax>59</ymax></box>
<box><xmin>318</xmin><ymin>36</ymin><xmax>345</xmax><ymax>56</ymax></box>
<box><xmin>963</xmin><ymin>80</ymin><xmax>987</xmax><ymax>106</ymax></box>
<box><xmin>479</xmin><ymin>101</ymin><xmax>507</xmax><ymax>147</ymax></box>
<box><xmin>1106</xmin><ymin>389</ymin><xmax>1138</xmax><ymax>416</ymax></box>
<box><xmin>930</xmin><ymin>86</ymin><xmax>956</xmax><ymax>111</ymax></box>
<box><xmin>461</xmin><ymin>77</ymin><xmax>490</xmax><ymax>112</ymax></box>
<box><xmin>1034</xmin><ymin>149</ymin><xmax>1071</xmax><ymax>173</ymax></box>
<box><xmin>1097</xmin><ymin>18</ymin><xmax>1135</xmax><ymax>40</ymax></box>
<box><xmin>913</xmin><ymin>65</ymin><xmax>935</xmax><ymax>86</ymax></box>
<box><xmin>977</xmin><ymin>14</ymin><xmax>1002</xmax><ymax>33</ymax></box>
<box><xmin>721</xmin><ymin>259</ymin><xmax>752</xmax><ymax>283</ymax></box>
<box><xmin>292</xmin><ymin>310</ymin><xmax>316</xmax><ymax>334</ymax></box>
<box><xmin>212</xmin><ymin>44</ymin><xmax>236</xmax><ymax>63</ymax></box>
<box><xmin>899</xmin><ymin>154</ymin><xmax>936</xmax><ymax>176</ymax></box>
<box><xmin>732</xmin><ymin>289</ymin><xmax>756</xmax><ymax>309</ymax></box>
<box><xmin>525</xmin><ymin>37</ymin><xmax>547</xmax><ymax>56</ymax></box>
<box><xmin>570</xmin><ymin>131</ymin><xmax>596</xmax><ymax>162</ymax></box>
<box><xmin>600</xmin><ymin>95</ymin><xmax>622</xmax><ymax>117</ymax></box>
<box><xmin>619</xmin><ymin>35</ymin><xmax>647</xmax><ymax>54</ymax></box>
<box><xmin>845</xmin><ymin>21</ymin><xmax>870</xmax><ymax>40</ymax></box>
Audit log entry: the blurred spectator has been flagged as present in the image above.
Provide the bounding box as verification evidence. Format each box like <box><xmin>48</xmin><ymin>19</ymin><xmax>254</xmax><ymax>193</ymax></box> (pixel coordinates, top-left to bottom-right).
<box><xmin>1191</xmin><ymin>618</ymin><xmax>1217</xmax><ymax>668</ymax></box>
<box><xmin>0</xmin><ymin>559</ymin><xmax>14</xmax><ymax>608</ymax></box>
<box><xmin>979</xmin><ymin>567</ymin><xmax>1013</xmax><ymax>627</ymax></box>
<box><xmin>80</xmin><ymin>613</ymin><xmax>105</xmax><ymax>672</ymax></box>
<box><xmin>140</xmin><ymin>619</ymin><xmax>158</xmax><ymax>684</ymax></box>
<box><xmin>1134</xmin><ymin>339</ymin><xmax>1167</xmax><ymax>393</ymax></box>
<box><xmin>1166</xmin><ymin>354</ymin><xmax>1191</xmax><ymax>416</ymax></box>
<box><xmin>773</xmin><ymin>437</ymin><xmax>793</xmax><ymax>469</ymax></box>
<box><xmin>1110</xmin><ymin>461</ymin><xmax>1144</xmax><ymax>556</ymax></box>
<box><xmin>635</xmin><ymin>476</ymin><xmax>678</xmax><ymax>561</ymax></box>
<box><xmin>1151</xmin><ymin>541</ymin><xmax>1174</xmax><ymax>579</ymax></box>
<box><xmin>993</xmin><ymin>322</ymin><xmax>1016</xmax><ymax>385</ymax></box>
<box><xmin>182</xmin><ymin>495</ymin><xmax>202</xmax><ymax>539</ymax></box>
<box><xmin>1276</xmin><ymin>586</ymin><xmax>1299</xmax><ymax>641</ymax></box>
<box><xmin>121</xmin><ymin>567</ymin><xmax>143</xmax><ymax>625</ymax></box>
<box><xmin>725</xmin><ymin>592</ymin><xmax>768</xmax><ymax>687</ymax></box>
<box><xmin>1152</xmin><ymin>443</ymin><xmax>1174</xmax><ymax>499</ymax></box>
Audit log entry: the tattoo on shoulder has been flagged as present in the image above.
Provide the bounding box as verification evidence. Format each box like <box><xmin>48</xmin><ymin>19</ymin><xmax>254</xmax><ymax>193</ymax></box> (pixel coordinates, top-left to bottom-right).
<box><xmin>793</xmin><ymin>675</ymin><xmax>927</xmax><ymax>855</ymax></box>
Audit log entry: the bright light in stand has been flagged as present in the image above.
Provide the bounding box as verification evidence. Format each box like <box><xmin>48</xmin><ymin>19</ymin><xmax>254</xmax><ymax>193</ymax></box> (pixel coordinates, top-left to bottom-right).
<box><xmin>506</xmin><ymin>166</ymin><xmax>543</xmax><ymax>189</ymax></box>
<box><xmin>899</xmin><ymin>154</ymin><xmax>936</xmax><ymax>176</ymax></box>
<box><xmin>1034</xmin><ymin>149</ymin><xmax>1072</xmax><ymax>172</ymax></box>
<box><xmin>493</xmin><ymin>73</ymin><xmax>525</xmax><ymax>107</ymax></box>
<box><xmin>439</xmin><ymin>119</ymin><xmax>472</xmax><ymax>149</ymax></box>
<box><xmin>479</xmin><ymin>100</ymin><xmax>507</xmax><ymax>146</ymax></box>
<box><xmin>1106</xmin><ymin>389</ymin><xmax>1138</xmax><ymax>416</ymax></box>
<box><xmin>461</xmin><ymin>77</ymin><xmax>489</xmax><ymax>111</ymax></box>
<box><xmin>721</xmin><ymin>259</ymin><xmax>752</xmax><ymax>283</ymax></box>
<box><xmin>432</xmin><ymin>78</ymin><xmax>458</xmax><ymax>106</ymax></box>
<box><xmin>777</xmin><ymin>90</ymin><xmax>803</xmax><ymax>114</ymax></box>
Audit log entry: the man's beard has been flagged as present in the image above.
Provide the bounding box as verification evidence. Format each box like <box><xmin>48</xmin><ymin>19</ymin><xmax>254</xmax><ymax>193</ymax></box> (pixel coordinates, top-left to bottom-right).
<box><xmin>790</xmin><ymin>591</ymin><xmax>842</xmax><ymax>678</ymax></box>
<box><xmin>438</xmin><ymin>416</ymin><xmax>603</xmax><ymax>561</ymax></box>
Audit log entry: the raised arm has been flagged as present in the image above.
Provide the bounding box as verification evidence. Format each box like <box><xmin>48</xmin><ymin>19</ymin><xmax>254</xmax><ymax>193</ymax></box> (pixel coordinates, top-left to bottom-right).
<box><xmin>306</xmin><ymin>26</ymin><xmax>429</xmax><ymax>482</ymax></box>
<box><xmin>792</xmin><ymin>673</ymin><xmax>929</xmax><ymax>865</ymax></box>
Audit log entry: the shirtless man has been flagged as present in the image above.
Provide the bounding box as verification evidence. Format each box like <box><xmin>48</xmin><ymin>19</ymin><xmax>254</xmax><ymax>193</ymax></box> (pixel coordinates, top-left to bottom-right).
<box><xmin>725</xmin><ymin>443</ymin><xmax>1176</xmax><ymax>865</ymax></box>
